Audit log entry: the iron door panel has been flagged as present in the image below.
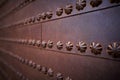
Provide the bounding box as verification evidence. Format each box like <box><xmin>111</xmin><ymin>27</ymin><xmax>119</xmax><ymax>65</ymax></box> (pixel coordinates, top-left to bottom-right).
<box><xmin>42</xmin><ymin>6</ymin><xmax>120</xmax><ymax>59</ymax></box>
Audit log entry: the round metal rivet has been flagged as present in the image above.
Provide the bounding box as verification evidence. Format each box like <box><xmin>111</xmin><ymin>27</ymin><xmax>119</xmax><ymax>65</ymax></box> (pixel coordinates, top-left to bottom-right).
<box><xmin>66</xmin><ymin>41</ymin><xmax>73</xmax><ymax>51</ymax></box>
<box><xmin>36</xmin><ymin>64</ymin><xmax>42</xmax><ymax>71</ymax></box>
<box><xmin>47</xmin><ymin>40</ymin><xmax>54</xmax><ymax>48</ymax></box>
<box><xmin>76</xmin><ymin>41</ymin><xmax>87</xmax><ymax>53</ymax></box>
<box><xmin>56</xmin><ymin>73</ymin><xmax>63</xmax><ymax>80</ymax></box>
<box><xmin>90</xmin><ymin>42</ymin><xmax>102</xmax><ymax>55</ymax></box>
<box><xmin>57</xmin><ymin>41</ymin><xmax>63</xmax><ymax>50</ymax></box>
<box><xmin>47</xmin><ymin>68</ymin><xmax>54</xmax><ymax>77</ymax></box>
<box><xmin>107</xmin><ymin>42</ymin><xmax>120</xmax><ymax>58</ymax></box>
<box><xmin>64</xmin><ymin>4</ymin><xmax>73</xmax><ymax>15</ymax></box>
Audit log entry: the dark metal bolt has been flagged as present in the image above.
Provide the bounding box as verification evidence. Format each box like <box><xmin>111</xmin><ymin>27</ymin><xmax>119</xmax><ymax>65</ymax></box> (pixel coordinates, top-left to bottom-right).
<box><xmin>64</xmin><ymin>4</ymin><xmax>73</xmax><ymax>15</ymax></box>
<box><xmin>90</xmin><ymin>42</ymin><xmax>102</xmax><ymax>55</ymax></box>
<box><xmin>109</xmin><ymin>0</ymin><xmax>120</xmax><ymax>3</ymax></box>
<box><xmin>65</xmin><ymin>77</ymin><xmax>72</xmax><ymax>80</ymax></box>
<box><xmin>46</xmin><ymin>11</ymin><xmax>53</xmax><ymax>19</ymax></box>
<box><xmin>36</xmin><ymin>14</ymin><xmax>41</xmax><ymax>21</ymax></box>
<box><xmin>41</xmin><ymin>67</ymin><xmax>47</xmax><ymax>74</ymax></box>
<box><xmin>31</xmin><ymin>39</ymin><xmax>36</xmax><ymax>46</ymax></box>
<box><xmin>25</xmin><ymin>59</ymin><xmax>29</xmax><ymax>65</ymax></box>
<box><xmin>56</xmin><ymin>7</ymin><xmax>63</xmax><ymax>16</ymax></box>
<box><xmin>76</xmin><ymin>0</ymin><xmax>86</xmax><ymax>11</ymax></box>
<box><xmin>36</xmin><ymin>64</ymin><xmax>42</xmax><ymax>71</ymax></box>
<box><xmin>56</xmin><ymin>73</ymin><xmax>63</xmax><ymax>80</ymax></box>
<box><xmin>28</xmin><ymin>39</ymin><xmax>32</xmax><ymax>45</ymax></box>
<box><xmin>47</xmin><ymin>68</ymin><xmax>54</xmax><ymax>77</ymax></box>
<box><xmin>47</xmin><ymin>40</ymin><xmax>54</xmax><ymax>48</ymax></box>
<box><xmin>76</xmin><ymin>41</ymin><xmax>87</xmax><ymax>53</ymax></box>
<box><xmin>90</xmin><ymin>0</ymin><xmax>102</xmax><ymax>7</ymax></box>
<box><xmin>41</xmin><ymin>12</ymin><xmax>46</xmax><ymax>20</ymax></box>
<box><xmin>36</xmin><ymin>40</ymin><xmax>41</xmax><ymax>47</ymax></box>
<box><xmin>41</xmin><ymin>41</ymin><xmax>47</xmax><ymax>48</ymax></box>
<box><xmin>57</xmin><ymin>41</ymin><xmax>63</xmax><ymax>50</ymax></box>
<box><xmin>21</xmin><ymin>58</ymin><xmax>25</xmax><ymax>63</ymax></box>
<box><xmin>66</xmin><ymin>41</ymin><xmax>73</xmax><ymax>51</ymax></box>
<box><xmin>28</xmin><ymin>60</ymin><xmax>33</xmax><ymax>66</ymax></box>
<box><xmin>32</xmin><ymin>62</ymin><xmax>36</xmax><ymax>68</ymax></box>
<box><xmin>29</xmin><ymin>17</ymin><xmax>35</xmax><ymax>23</ymax></box>
<box><xmin>107</xmin><ymin>42</ymin><xmax>120</xmax><ymax>58</ymax></box>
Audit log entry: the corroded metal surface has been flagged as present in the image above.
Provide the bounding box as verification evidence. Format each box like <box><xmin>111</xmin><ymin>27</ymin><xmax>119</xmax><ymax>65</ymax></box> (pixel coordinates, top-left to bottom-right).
<box><xmin>0</xmin><ymin>0</ymin><xmax>120</xmax><ymax>80</ymax></box>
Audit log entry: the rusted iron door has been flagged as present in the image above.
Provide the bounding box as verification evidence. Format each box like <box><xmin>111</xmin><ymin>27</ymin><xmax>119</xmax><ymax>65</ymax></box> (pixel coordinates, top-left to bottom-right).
<box><xmin>0</xmin><ymin>0</ymin><xmax>120</xmax><ymax>80</ymax></box>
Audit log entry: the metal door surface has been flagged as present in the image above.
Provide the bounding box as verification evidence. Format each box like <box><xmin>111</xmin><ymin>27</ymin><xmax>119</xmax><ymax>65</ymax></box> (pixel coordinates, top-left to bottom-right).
<box><xmin>0</xmin><ymin>0</ymin><xmax>120</xmax><ymax>80</ymax></box>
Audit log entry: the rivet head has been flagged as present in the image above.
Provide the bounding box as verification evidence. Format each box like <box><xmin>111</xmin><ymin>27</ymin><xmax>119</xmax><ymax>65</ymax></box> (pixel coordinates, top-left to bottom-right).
<box><xmin>76</xmin><ymin>0</ymin><xmax>86</xmax><ymax>11</ymax></box>
<box><xmin>46</xmin><ymin>11</ymin><xmax>53</xmax><ymax>19</ymax></box>
<box><xmin>66</xmin><ymin>41</ymin><xmax>73</xmax><ymax>51</ymax></box>
<box><xmin>56</xmin><ymin>8</ymin><xmax>63</xmax><ymax>16</ymax></box>
<box><xmin>90</xmin><ymin>0</ymin><xmax>102</xmax><ymax>7</ymax></box>
<box><xmin>32</xmin><ymin>62</ymin><xmax>36</xmax><ymax>68</ymax></box>
<box><xmin>64</xmin><ymin>4</ymin><xmax>73</xmax><ymax>15</ymax></box>
<box><xmin>36</xmin><ymin>40</ymin><xmax>41</xmax><ymax>47</ymax></box>
<box><xmin>109</xmin><ymin>0</ymin><xmax>120</xmax><ymax>3</ymax></box>
<box><xmin>47</xmin><ymin>40</ymin><xmax>53</xmax><ymax>48</ymax></box>
<box><xmin>41</xmin><ymin>41</ymin><xmax>47</xmax><ymax>48</ymax></box>
<box><xmin>41</xmin><ymin>12</ymin><xmax>46</xmax><ymax>20</ymax></box>
<box><xmin>28</xmin><ymin>60</ymin><xmax>36</xmax><ymax>68</ymax></box>
<box><xmin>31</xmin><ymin>39</ymin><xmax>36</xmax><ymax>46</ymax></box>
<box><xmin>25</xmin><ymin>59</ymin><xmax>29</xmax><ymax>65</ymax></box>
<box><xmin>29</xmin><ymin>17</ymin><xmax>35</xmax><ymax>23</ymax></box>
<box><xmin>24</xmin><ymin>39</ymin><xmax>28</xmax><ymax>44</ymax></box>
<box><xmin>31</xmin><ymin>17</ymin><xmax>35</xmax><ymax>23</ymax></box>
<box><xmin>107</xmin><ymin>42</ymin><xmax>120</xmax><ymax>58</ymax></box>
<box><xmin>15</xmin><ymin>55</ymin><xmax>19</xmax><ymax>59</ymax></box>
<box><xmin>47</xmin><ymin>68</ymin><xmax>54</xmax><ymax>77</ymax></box>
<box><xmin>21</xmin><ymin>58</ymin><xmax>25</xmax><ymax>63</ymax></box>
<box><xmin>65</xmin><ymin>77</ymin><xmax>72</xmax><ymax>80</ymax></box>
<box><xmin>28</xmin><ymin>39</ymin><xmax>32</xmax><ymax>45</ymax></box>
<box><xmin>18</xmin><ymin>57</ymin><xmax>22</xmax><ymax>62</ymax></box>
<box><xmin>24</xmin><ymin>19</ymin><xmax>28</xmax><ymax>25</ymax></box>
<box><xmin>57</xmin><ymin>41</ymin><xmax>63</xmax><ymax>50</ymax></box>
<box><xmin>90</xmin><ymin>42</ymin><xmax>102</xmax><ymax>55</ymax></box>
<box><xmin>56</xmin><ymin>73</ymin><xmax>63</xmax><ymax>80</ymax></box>
<box><xmin>36</xmin><ymin>14</ymin><xmax>41</xmax><ymax>21</ymax></box>
<box><xmin>41</xmin><ymin>67</ymin><xmax>47</xmax><ymax>74</ymax></box>
<box><xmin>28</xmin><ymin>60</ymin><xmax>33</xmax><ymax>66</ymax></box>
<box><xmin>36</xmin><ymin>64</ymin><xmax>42</xmax><ymax>71</ymax></box>
<box><xmin>76</xmin><ymin>41</ymin><xmax>87</xmax><ymax>53</ymax></box>
<box><xmin>21</xmin><ymin>39</ymin><xmax>25</xmax><ymax>44</ymax></box>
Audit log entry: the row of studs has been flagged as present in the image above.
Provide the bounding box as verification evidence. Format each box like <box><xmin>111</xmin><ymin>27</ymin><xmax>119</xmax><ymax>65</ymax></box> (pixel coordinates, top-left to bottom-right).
<box><xmin>19</xmin><ymin>39</ymin><xmax>120</xmax><ymax>58</ymax></box>
<box><xmin>0</xmin><ymin>38</ymin><xmax>120</xmax><ymax>58</ymax></box>
<box><xmin>0</xmin><ymin>0</ymin><xmax>35</xmax><ymax>21</ymax></box>
<box><xmin>0</xmin><ymin>58</ymin><xmax>29</xmax><ymax>80</ymax></box>
<box><xmin>1</xmin><ymin>0</ymin><xmax>120</xmax><ymax>29</ymax></box>
<box><xmin>0</xmin><ymin>49</ymin><xmax>72</xmax><ymax>80</ymax></box>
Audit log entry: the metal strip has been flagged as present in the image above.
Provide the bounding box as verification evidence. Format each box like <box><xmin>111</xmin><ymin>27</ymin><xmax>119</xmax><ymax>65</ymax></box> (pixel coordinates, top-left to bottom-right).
<box><xmin>0</xmin><ymin>4</ymin><xmax>119</xmax><ymax>29</ymax></box>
